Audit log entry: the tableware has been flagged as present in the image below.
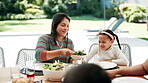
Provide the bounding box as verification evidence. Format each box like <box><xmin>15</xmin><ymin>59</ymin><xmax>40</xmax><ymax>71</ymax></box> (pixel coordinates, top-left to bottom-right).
<box><xmin>71</xmin><ymin>55</ymin><xmax>85</xmax><ymax>60</ymax></box>
<box><xmin>112</xmin><ymin>77</ymin><xmax>148</xmax><ymax>83</ymax></box>
<box><xmin>34</xmin><ymin>63</ymin><xmax>44</xmax><ymax>71</ymax></box>
<box><xmin>26</xmin><ymin>60</ymin><xmax>35</xmax><ymax>78</ymax></box>
<box><xmin>43</xmin><ymin>69</ymin><xmax>66</xmax><ymax>81</ymax></box>
<box><xmin>20</xmin><ymin>63</ymin><xmax>44</xmax><ymax>76</ymax></box>
<box><xmin>10</xmin><ymin>65</ymin><xmax>20</xmax><ymax>79</ymax></box>
<box><xmin>42</xmin><ymin>63</ymin><xmax>73</xmax><ymax>81</ymax></box>
<box><xmin>93</xmin><ymin>61</ymin><xmax>117</xmax><ymax>70</ymax></box>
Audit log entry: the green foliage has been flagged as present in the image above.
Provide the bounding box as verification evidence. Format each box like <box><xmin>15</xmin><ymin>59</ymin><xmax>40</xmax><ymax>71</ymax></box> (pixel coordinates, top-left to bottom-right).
<box><xmin>79</xmin><ymin>0</ymin><xmax>100</xmax><ymax>15</ymax></box>
<box><xmin>27</xmin><ymin>0</ymin><xmax>44</xmax><ymax>6</ymax></box>
<box><xmin>42</xmin><ymin>5</ymin><xmax>53</xmax><ymax>18</ymax></box>
<box><xmin>0</xmin><ymin>13</ymin><xmax>47</xmax><ymax>20</ymax></box>
<box><xmin>42</xmin><ymin>0</ymin><xmax>68</xmax><ymax>18</ymax></box>
<box><xmin>25</xmin><ymin>8</ymin><xmax>44</xmax><ymax>15</ymax></box>
<box><xmin>0</xmin><ymin>0</ymin><xmax>17</xmax><ymax>15</ymax></box>
<box><xmin>119</xmin><ymin>4</ymin><xmax>147</xmax><ymax>23</ymax></box>
<box><xmin>13</xmin><ymin>1</ymin><xmax>27</xmax><ymax>14</ymax></box>
<box><xmin>52</xmin><ymin>3</ymin><xmax>68</xmax><ymax>14</ymax></box>
<box><xmin>26</xmin><ymin>4</ymin><xmax>40</xmax><ymax>9</ymax></box>
<box><xmin>0</xmin><ymin>1</ymin><xmax>7</xmax><ymax>15</ymax></box>
<box><xmin>105</xmin><ymin>7</ymin><xmax>121</xmax><ymax>19</ymax></box>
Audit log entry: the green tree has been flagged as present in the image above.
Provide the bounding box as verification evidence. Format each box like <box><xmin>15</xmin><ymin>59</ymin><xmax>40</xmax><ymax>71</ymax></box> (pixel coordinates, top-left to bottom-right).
<box><xmin>79</xmin><ymin>0</ymin><xmax>100</xmax><ymax>14</ymax></box>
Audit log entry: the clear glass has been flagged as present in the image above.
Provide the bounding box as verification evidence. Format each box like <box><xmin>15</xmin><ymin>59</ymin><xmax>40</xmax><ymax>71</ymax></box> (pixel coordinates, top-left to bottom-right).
<box><xmin>25</xmin><ymin>60</ymin><xmax>35</xmax><ymax>78</ymax></box>
<box><xmin>10</xmin><ymin>65</ymin><xmax>20</xmax><ymax>79</ymax></box>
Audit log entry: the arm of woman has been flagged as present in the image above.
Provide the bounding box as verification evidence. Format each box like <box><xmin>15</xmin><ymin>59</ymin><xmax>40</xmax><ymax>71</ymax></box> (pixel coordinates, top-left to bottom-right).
<box><xmin>35</xmin><ymin>35</ymin><xmax>73</xmax><ymax>61</ymax></box>
<box><xmin>46</xmin><ymin>48</ymin><xmax>73</xmax><ymax>60</ymax></box>
<box><xmin>107</xmin><ymin>59</ymin><xmax>148</xmax><ymax>78</ymax></box>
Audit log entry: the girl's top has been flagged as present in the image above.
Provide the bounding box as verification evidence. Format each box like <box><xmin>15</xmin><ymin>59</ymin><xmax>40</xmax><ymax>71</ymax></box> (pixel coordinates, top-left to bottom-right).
<box><xmin>84</xmin><ymin>45</ymin><xmax>128</xmax><ymax>65</ymax></box>
<box><xmin>35</xmin><ymin>34</ymin><xmax>74</xmax><ymax>63</ymax></box>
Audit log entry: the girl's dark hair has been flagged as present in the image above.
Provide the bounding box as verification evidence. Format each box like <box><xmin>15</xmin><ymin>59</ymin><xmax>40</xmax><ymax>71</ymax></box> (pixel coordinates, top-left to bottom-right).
<box><xmin>50</xmin><ymin>13</ymin><xmax>70</xmax><ymax>48</ymax></box>
<box><xmin>99</xmin><ymin>29</ymin><xmax>121</xmax><ymax>50</ymax></box>
<box><xmin>63</xmin><ymin>64</ymin><xmax>111</xmax><ymax>83</ymax></box>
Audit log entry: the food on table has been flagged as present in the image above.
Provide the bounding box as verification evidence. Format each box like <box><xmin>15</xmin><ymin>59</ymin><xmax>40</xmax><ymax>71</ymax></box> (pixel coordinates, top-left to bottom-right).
<box><xmin>72</xmin><ymin>50</ymin><xmax>86</xmax><ymax>56</ymax></box>
<box><xmin>42</xmin><ymin>60</ymin><xmax>66</xmax><ymax>71</ymax></box>
<box><xmin>12</xmin><ymin>77</ymin><xmax>33</xmax><ymax>83</ymax></box>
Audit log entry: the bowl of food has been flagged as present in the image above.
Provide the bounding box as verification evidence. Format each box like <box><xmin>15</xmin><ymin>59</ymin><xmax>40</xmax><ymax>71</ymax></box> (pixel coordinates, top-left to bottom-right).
<box><xmin>42</xmin><ymin>61</ymin><xmax>73</xmax><ymax>81</ymax></box>
<box><xmin>71</xmin><ymin>50</ymin><xmax>86</xmax><ymax>60</ymax></box>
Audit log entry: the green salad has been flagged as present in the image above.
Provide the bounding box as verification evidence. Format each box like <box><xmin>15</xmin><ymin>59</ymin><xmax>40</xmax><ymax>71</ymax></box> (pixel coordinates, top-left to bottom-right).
<box><xmin>42</xmin><ymin>61</ymin><xmax>66</xmax><ymax>71</ymax></box>
<box><xmin>72</xmin><ymin>50</ymin><xmax>86</xmax><ymax>56</ymax></box>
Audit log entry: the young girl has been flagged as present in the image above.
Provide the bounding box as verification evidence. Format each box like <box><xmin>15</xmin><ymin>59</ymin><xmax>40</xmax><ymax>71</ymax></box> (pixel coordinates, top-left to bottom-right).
<box><xmin>83</xmin><ymin>29</ymin><xmax>128</xmax><ymax>66</ymax></box>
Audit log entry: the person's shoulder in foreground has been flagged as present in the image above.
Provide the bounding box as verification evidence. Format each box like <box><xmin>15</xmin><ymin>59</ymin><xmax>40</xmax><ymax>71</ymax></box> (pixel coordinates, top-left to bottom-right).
<box><xmin>107</xmin><ymin>59</ymin><xmax>148</xmax><ymax>78</ymax></box>
<box><xmin>63</xmin><ymin>63</ymin><xmax>111</xmax><ymax>83</ymax></box>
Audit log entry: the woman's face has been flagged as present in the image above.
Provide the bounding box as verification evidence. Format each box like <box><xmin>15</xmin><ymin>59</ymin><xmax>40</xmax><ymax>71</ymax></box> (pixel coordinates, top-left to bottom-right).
<box><xmin>98</xmin><ymin>35</ymin><xmax>114</xmax><ymax>51</ymax></box>
<box><xmin>56</xmin><ymin>17</ymin><xmax>70</xmax><ymax>38</ymax></box>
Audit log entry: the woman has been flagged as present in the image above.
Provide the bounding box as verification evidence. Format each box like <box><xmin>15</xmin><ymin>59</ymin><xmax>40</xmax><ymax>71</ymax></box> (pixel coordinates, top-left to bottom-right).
<box><xmin>35</xmin><ymin>13</ymin><xmax>74</xmax><ymax>63</ymax></box>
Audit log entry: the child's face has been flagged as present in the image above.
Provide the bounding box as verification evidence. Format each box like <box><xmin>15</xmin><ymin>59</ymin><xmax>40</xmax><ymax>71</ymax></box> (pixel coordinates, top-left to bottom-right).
<box><xmin>98</xmin><ymin>35</ymin><xmax>114</xmax><ymax>51</ymax></box>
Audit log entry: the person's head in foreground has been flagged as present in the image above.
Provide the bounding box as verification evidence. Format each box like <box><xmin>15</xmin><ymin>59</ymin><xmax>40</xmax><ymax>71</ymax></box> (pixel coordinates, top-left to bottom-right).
<box><xmin>63</xmin><ymin>64</ymin><xmax>111</xmax><ymax>83</ymax></box>
<box><xmin>96</xmin><ymin>29</ymin><xmax>121</xmax><ymax>51</ymax></box>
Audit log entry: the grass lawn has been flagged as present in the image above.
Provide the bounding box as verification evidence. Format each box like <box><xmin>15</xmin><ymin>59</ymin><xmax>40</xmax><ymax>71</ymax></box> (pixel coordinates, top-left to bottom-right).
<box><xmin>0</xmin><ymin>15</ymin><xmax>148</xmax><ymax>41</ymax></box>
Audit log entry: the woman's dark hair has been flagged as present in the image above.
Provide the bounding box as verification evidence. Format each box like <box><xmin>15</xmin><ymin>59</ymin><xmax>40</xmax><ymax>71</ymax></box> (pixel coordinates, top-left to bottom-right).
<box><xmin>63</xmin><ymin>64</ymin><xmax>111</xmax><ymax>83</ymax></box>
<box><xmin>98</xmin><ymin>29</ymin><xmax>121</xmax><ymax>50</ymax></box>
<box><xmin>50</xmin><ymin>13</ymin><xmax>70</xmax><ymax>48</ymax></box>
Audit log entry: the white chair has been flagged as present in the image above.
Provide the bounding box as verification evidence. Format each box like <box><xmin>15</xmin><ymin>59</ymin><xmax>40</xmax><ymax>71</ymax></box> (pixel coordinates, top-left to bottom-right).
<box><xmin>111</xmin><ymin>18</ymin><xmax>124</xmax><ymax>31</ymax></box>
<box><xmin>89</xmin><ymin>43</ymin><xmax>132</xmax><ymax>66</ymax></box>
<box><xmin>16</xmin><ymin>49</ymin><xmax>36</xmax><ymax>68</ymax></box>
<box><xmin>86</xmin><ymin>17</ymin><xmax>117</xmax><ymax>32</ymax></box>
<box><xmin>0</xmin><ymin>47</ymin><xmax>5</xmax><ymax>67</ymax></box>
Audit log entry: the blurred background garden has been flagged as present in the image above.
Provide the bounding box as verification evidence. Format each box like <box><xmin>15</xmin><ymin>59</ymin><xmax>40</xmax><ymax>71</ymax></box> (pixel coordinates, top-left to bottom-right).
<box><xmin>0</xmin><ymin>0</ymin><xmax>148</xmax><ymax>40</ymax></box>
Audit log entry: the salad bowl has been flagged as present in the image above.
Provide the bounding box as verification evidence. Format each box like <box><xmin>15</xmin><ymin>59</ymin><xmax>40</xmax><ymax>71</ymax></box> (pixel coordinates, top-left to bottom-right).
<box><xmin>42</xmin><ymin>61</ymin><xmax>73</xmax><ymax>81</ymax></box>
<box><xmin>71</xmin><ymin>50</ymin><xmax>86</xmax><ymax>60</ymax></box>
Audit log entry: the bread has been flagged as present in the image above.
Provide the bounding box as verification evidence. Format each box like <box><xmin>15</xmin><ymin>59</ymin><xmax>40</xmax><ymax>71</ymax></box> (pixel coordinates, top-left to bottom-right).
<box><xmin>12</xmin><ymin>77</ymin><xmax>33</xmax><ymax>83</ymax></box>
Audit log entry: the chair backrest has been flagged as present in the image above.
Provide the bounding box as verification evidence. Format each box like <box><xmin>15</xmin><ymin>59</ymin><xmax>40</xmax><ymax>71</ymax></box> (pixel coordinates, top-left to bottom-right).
<box><xmin>89</xmin><ymin>43</ymin><xmax>132</xmax><ymax>66</ymax></box>
<box><xmin>16</xmin><ymin>49</ymin><xmax>36</xmax><ymax>68</ymax></box>
<box><xmin>86</xmin><ymin>17</ymin><xmax>117</xmax><ymax>32</ymax></box>
<box><xmin>104</xmin><ymin>17</ymin><xmax>117</xmax><ymax>29</ymax></box>
<box><xmin>111</xmin><ymin>18</ymin><xmax>124</xmax><ymax>31</ymax></box>
<box><xmin>0</xmin><ymin>47</ymin><xmax>5</xmax><ymax>67</ymax></box>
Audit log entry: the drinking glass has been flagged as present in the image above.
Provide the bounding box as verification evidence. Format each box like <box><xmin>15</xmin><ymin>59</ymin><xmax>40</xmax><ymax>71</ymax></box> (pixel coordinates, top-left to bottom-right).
<box><xmin>10</xmin><ymin>65</ymin><xmax>20</xmax><ymax>79</ymax></box>
<box><xmin>25</xmin><ymin>60</ymin><xmax>35</xmax><ymax>78</ymax></box>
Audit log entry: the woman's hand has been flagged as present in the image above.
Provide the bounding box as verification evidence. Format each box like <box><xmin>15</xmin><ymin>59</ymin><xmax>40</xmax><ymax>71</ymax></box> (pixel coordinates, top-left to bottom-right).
<box><xmin>60</xmin><ymin>48</ymin><xmax>73</xmax><ymax>56</ymax></box>
<box><xmin>106</xmin><ymin>69</ymin><xmax>119</xmax><ymax>78</ymax></box>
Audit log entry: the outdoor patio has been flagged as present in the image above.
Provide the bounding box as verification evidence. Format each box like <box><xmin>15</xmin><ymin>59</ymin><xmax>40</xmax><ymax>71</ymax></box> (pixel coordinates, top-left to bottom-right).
<box><xmin>0</xmin><ymin>30</ymin><xmax>148</xmax><ymax>67</ymax></box>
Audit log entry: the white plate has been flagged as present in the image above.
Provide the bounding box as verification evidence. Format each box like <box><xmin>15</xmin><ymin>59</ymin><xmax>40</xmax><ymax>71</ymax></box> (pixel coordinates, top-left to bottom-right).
<box><xmin>48</xmin><ymin>78</ymin><xmax>62</xmax><ymax>82</ymax></box>
<box><xmin>94</xmin><ymin>61</ymin><xmax>117</xmax><ymax>69</ymax></box>
<box><xmin>34</xmin><ymin>63</ymin><xmax>44</xmax><ymax>71</ymax></box>
<box><xmin>71</xmin><ymin>55</ymin><xmax>85</xmax><ymax>60</ymax></box>
<box><xmin>112</xmin><ymin>77</ymin><xmax>148</xmax><ymax>83</ymax></box>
